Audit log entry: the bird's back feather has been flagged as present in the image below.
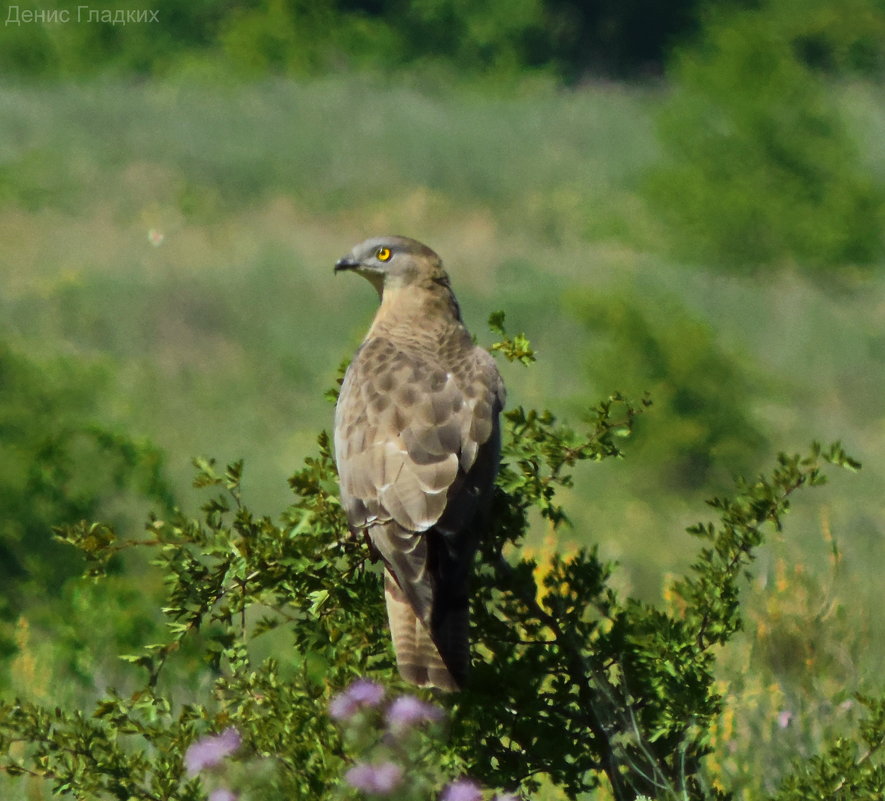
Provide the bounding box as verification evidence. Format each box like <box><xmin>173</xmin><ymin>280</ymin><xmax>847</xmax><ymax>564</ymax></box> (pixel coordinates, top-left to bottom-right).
<box><xmin>333</xmin><ymin>241</ymin><xmax>504</xmax><ymax>691</ymax></box>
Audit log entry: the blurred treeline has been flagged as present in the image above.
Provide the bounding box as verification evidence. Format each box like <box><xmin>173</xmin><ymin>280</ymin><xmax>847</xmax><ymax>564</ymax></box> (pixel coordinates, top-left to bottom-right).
<box><xmin>1</xmin><ymin>0</ymin><xmax>881</xmax><ymax>81</ymax></box>
<box><xmin>4</xmin><ymin>0</ymin><xmax>883</xmax><ymax>275</ymax></box>
<box><xmin>1</xmin><ymin>0</ymin><xmax>723</xmax><ymax>79</ymax></box>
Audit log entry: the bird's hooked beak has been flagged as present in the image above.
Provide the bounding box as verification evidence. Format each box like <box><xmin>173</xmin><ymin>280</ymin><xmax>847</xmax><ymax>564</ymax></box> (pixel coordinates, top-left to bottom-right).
<box><xmin>334</xmin><ymin>255</ymin><xmax>360</xmax><ymax>273</ymax></box>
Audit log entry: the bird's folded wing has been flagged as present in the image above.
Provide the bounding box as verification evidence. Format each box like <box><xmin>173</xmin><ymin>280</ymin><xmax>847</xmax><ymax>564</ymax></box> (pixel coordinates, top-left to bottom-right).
<box><xmin>335</xmin><ymin>336</ymin><xmax>501</xmax><ymax>530</ymax></box>
<box><xmin>336</xmin><ymin>334</ymin><xmax>501</xmax><ymax>579</ymax></box>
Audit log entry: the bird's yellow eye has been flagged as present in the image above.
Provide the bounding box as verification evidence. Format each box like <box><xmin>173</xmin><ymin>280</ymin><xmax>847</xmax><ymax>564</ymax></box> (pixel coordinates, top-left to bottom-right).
<box><xmin>375</xmin><ymin>247</ymin><xmax>392</xmax><ymax>262</ymax></box>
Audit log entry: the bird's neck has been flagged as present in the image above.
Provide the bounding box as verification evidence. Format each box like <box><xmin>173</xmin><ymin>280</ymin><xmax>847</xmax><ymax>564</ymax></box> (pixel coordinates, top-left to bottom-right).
<box><xmin>369</xmin><ymin>283</ymin><xmax>464</xmax><ymax>341</ymax></box>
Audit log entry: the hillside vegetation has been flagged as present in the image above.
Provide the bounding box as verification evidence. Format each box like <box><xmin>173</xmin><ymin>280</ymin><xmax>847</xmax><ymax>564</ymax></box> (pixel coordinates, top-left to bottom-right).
<box><xmin>1</xmin><ymin>0</ymin><xmax>884</xmax><ymax>798</ymax></box>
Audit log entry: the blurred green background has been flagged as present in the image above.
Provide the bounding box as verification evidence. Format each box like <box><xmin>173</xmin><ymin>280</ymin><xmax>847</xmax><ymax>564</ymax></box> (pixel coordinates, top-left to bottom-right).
<box><xmin>1</xmin><ymin>0</ymin><xmax>884</xmax><ymax>797</ymax></box>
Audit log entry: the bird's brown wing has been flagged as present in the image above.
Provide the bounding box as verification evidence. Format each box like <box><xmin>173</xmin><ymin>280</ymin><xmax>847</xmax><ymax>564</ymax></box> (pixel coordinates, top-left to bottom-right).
<box><xmin>334</xmin><ymin>335</ymin><xmax>503</xmax><ymax>687</ymax></box>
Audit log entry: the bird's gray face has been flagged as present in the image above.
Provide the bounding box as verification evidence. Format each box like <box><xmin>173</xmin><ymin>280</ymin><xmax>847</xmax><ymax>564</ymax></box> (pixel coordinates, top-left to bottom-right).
<box><xmin>334</xmin><ymin>236</ymin><xmax>439</xmax><ymax>295</ymax></box>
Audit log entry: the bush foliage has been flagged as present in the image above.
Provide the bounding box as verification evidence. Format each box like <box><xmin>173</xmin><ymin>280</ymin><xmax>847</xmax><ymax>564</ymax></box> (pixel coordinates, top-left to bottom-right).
<box><xmin>569</xmin><ymin>289</ymin><xmax>767</xmax><ymax>493</ymax></box>
<box><xmin>0</xmin><ymin>321</ymin><xmax>877</xmax><ymax>801</ymax></box>
<box><xmin>0</xmin><ymin>342</ymin><xmax>173</xmax><ymax>625</ymax></box>
<box><xmin>645</xmin><ymin>0</ymin><xmax>885</xmax><ymax>274</ymax></box>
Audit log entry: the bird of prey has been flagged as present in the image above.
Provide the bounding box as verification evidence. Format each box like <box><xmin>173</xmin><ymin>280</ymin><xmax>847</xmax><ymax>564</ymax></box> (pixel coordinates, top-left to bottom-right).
<box><xmin>333</xmin><ymin>236</ymin><xmax>505</xmax><ymax>691</ymax></box>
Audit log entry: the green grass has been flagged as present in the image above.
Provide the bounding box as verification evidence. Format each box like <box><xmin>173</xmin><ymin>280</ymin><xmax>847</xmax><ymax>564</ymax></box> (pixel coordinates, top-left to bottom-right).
<box><xmin>0</xmin><ymin>75</ymin><xmax>883</xmax><ymax>799</ymax></box>
<box><xmin>0</xmin><ymin>78</ymin><xmax>663</xmax><ymax>506</ymax></box>
<box><xmin>0</xmin><ymin>74</ymin><xmax>881</xmax><ymax>585</ymax></box>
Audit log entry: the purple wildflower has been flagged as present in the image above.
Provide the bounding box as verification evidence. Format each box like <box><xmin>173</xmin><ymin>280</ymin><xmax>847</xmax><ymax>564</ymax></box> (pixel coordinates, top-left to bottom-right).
<box><xmin>777</xmin><ymin>710</ymin><xmax>794</xmax><ymax>729</ymax></box>
<box><xmin>385</xmin><ymin>695</ymin><xmax>444</xmax><ymax>730</ymax></box>
<box><xmin>329</xmin><ymin>678</ymin><xmax>386</xmax><ymax>721</ymax></box>
<box><xmin>184</xmin><ymin>727</ymin><xmax>242</xmax><ymax>775</ymax></box>
<box><xmin>440</xmin><ymin>778</ymin><xmax>484</xmax><ymax>801</ymax></box>
<box><xmin>345</xmin><ymin>761</ymin><xmax>404</xmax><ymax>795</ymax></box>
<box><xmin>348</xmin><ymin>678</ymin><xmax>386</xmax><ymax>706</ymax></box>
<box><xmin>328</xmin><ymin>692</ymin><xmax>359</xmax><ymax>721</ymax></box>
<box><xmin>209</xmin><ymin>789</ymin><xmax>238</xmax><ymax>801</ymax></box>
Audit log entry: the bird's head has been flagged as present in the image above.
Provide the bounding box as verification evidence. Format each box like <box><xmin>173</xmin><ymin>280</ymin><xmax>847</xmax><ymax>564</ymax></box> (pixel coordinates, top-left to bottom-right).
<box><xmin>334</xmin><ymin>236</ymin><xmax>447</xmax><ymax>297</ymax></box>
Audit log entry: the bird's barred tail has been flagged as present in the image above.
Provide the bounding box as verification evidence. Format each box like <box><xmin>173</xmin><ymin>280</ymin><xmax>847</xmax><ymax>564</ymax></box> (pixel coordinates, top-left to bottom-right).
<box><xmin>384</xmin><ymin>570</ymin><xmax>463</xmax><ymax>692</ymax></box>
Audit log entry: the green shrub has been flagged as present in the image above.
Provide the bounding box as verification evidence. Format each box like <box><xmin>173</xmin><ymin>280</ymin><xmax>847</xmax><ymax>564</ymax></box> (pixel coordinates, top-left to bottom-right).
<box><xmin>0</xmin><ymin>342</ymin><xmax>173</xmax><ymax>624</ymax></box>
<box><xmin>569</xmin><ymin>288</ymin><xmax>766</xmax><ymax>492</ymax></box>
<box><xmin>645</xmin><ymin>0</ymin><xmax>885</xmax><ymax>275</ymax></box>
<box><xmin>0</xmin><ymin>320</ymin><xmax>876</xmax><ymax>800</ymax></box>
